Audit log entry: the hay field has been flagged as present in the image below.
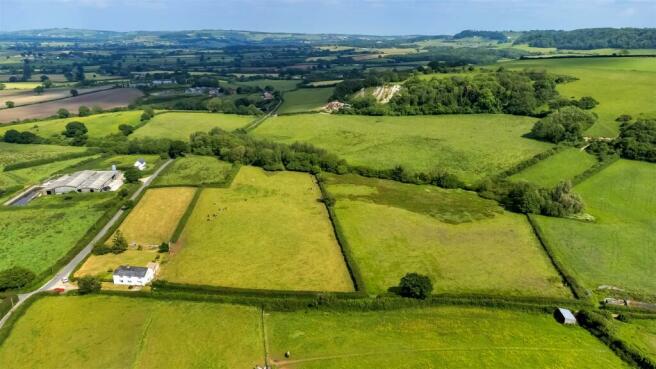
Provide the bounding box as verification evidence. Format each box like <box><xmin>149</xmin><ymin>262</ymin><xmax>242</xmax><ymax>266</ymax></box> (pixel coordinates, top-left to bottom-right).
<box><xmin>0</xmin><ymin>296</ymin><xmax>264</xmax><ymax>369</ymax></box>
<box><xmin>266</xmin><ymin>306</ymin><xmax>630</xmax><ymax>369</ymax></box>
<box><xmin>132</xmin><ymin>111</ymin><xmax>254</xmax><ymax>140</ymax></box>
<box><xmin>509</xmin><ymin>148</ymin><xmax>598</xmax><ymax>187</ymax></box>
<box><xmin>278</xmin><ymin>87</ymin><xmax>334</xmax><ymax>114</ymax></box>
<box><xmin>161</xmin><ymin>166</ymin><xmax>354</xmax><ymax>292</ymax></box>
<box><xmin>325</xmin><ymin>174</ymin><xmax>569</xmax><ymax>297</ymax></box>
<box><xmin>253</xmin><ymin>113</ymin><xmax>551</xmax><ymax>184</ymax></box>
<box><xmin>154</xmin><ymin>156</ymin><xmax>235</xmax><ymax>186</ymax></box>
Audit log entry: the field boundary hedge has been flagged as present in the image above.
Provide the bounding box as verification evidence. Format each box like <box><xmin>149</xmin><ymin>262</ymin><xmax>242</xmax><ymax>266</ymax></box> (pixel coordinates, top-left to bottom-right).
<box><xmin>316</xmin><ymin>177</ymin><xmax>367</xmax><ymax>293</ymax></box>
<box><xmin>3</xmin><ymin>150</ymin><xmax>99</xmax><ymax>172</ymax></box>
<box><xmin>577</xmin><ymin>309</ymin><xmax>656</xmax><ymax>369</ymax></box>
<box><xmin>494</xmin><ymin>145</ymin><xmax>565</xmax><ymax>180</ymax></box>
<box><xmin>169</xmin><ymin>187</ymin><xmax>203</xmax><ymax>243</ymax></box>
<box><xmin>570</xmin><ymin>154</ymin><xmax>620</xmax><ymax>186</ymax></box>
<box><xmin>527</xmin><ymin>214</ymin><xmax>589</xmax><ymax>300</ymax></box>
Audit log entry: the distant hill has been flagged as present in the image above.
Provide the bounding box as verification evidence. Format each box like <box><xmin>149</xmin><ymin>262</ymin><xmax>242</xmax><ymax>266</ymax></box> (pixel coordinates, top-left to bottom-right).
<box><xmin>453</xmin><ymin>30</ymin><xmax>508</xmax><ymax>42</ymax></box>
<box><xmin>514</xmin><ymin>28</ymin><xmax>656</xmax><ymax>50</ymax></box>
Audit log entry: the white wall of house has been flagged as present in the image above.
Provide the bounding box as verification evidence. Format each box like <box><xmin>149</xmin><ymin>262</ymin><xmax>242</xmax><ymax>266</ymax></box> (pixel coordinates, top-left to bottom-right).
<box><xmin>112</xmin><ymin>268</ymin><xmax>154</xmax><ymax>286</ymax></box>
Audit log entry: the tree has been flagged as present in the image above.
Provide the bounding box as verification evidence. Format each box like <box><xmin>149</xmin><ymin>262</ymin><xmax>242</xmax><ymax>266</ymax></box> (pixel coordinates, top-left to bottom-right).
<box><xmin>530</xmin><ymin>106</ymin><xmax>596</xmax><ymax>143</ymax></box>
<box><xmin>158</xmin><ymin>242</ymin><xmax>169</xmax><ymax>253</ymax></box>
<box><xmin>3</xmin><ymin>129</ymin><xmax>41</xmax><ymax>144</ymax></box>
<box><xmin>63</xmin><ymin>121</ymin><xmax>88</xmax><ymax>138</ymax></box>
<box><xmin>42</xmin><ymin>79</ymin><xmax>53</xmax><ymax>88</ymax></box>
<box><xmin>33</xmin><ymin>85</ymin><xmax>45</xmax><ymax>95</ymax></box>
<box><xmin>140</xmin><ymin>107</ymin><xmax>154</xmax><ymax>121</ymax></box>
<box><xmin>575</xmin><ymin>96</ymin><xmax>598</xmax><ymax>110</ymax></box>
<box><xmin>124</xmin><ymin>167</ymin><xmax>141</xmax><ymax>183</ymax></box>
<box><xmin>5</xmin><ymin>101</ymin><xmax>14</xmax><ymax>108</ymax></box>
<box><xmin>78</xmin><ymin>105</ymin><xmax>91</xmax><ymax>117</ymax></box>
<box><xmin>118</xmin><ymin>124</ymin><xmax>134</xmax><ymax>136</ymax></box>
<box><xmin>168</xmin><ymin>140</ymin><xmax>187</xmax><ymax>158</ymax></box>
<box><xmin>70</xmin><ymin>89</ymin><xmax>79</xmax><ymax>97</ymax></box>
<box><xmin>57</xmin><ymin>108</ymin><xmax>70</xmax><ymax>118</ymax></box>
<box><xmin>77</xmin><ymin>276</ymin><xmax>101</xmax><ymax>294</ymax></box>
<box><xmin>0</xmin><ymin>267</ymin><xmax>36</xmax><ymax>290</ymax></box>
<box><xmin>111</xmin><ymin>230</ymin><xmax>128</xmax><ymax>254</ymax></box>
<box><xmin>22</xmin><ymin>59</ymin><xmax>32</xmax><ymax>81</ymax></box>
<box><xmin>397</xmin><ymin>273</ymin><xmax>433</xmax><ymax>299</ymax></box>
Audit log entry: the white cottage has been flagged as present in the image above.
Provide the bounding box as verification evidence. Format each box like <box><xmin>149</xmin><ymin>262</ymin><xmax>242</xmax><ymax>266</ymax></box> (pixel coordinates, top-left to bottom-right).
<box><xmin>112</xmin><ymin>265</ymin><xmax>155</xmax><ymax>286</ymax></box>
<box><xmin>133</xmin><ymin>158</ymin><xmax>147</xmax><ymax>171</ymax></box>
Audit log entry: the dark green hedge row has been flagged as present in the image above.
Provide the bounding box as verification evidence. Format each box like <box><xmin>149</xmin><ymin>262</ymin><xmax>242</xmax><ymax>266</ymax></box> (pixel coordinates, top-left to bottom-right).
<box><xmin>3</xmin><ymin>150</ymin><xmax>98</xmax><ymax>172</ymax></box>
<box><xmin>527</xmin><ymin>214</ymin><xmax>589</xmax><ymax>300</ymax></box>
<box><xmin>316</xmin><ymin>177</ymin><xmax>367</xmax><ymax>293</ymax></box>
<box><xmin>495</xmin><ymin>146</ymin><xmax>565</xmax><ymax>180</ymax></box>
<box><xmin>578</xmin><ymin>310</ymin><xmax>656</xmax><ymax>369</ymax></box>
<box><xmin>571</xmin><ymin>154</ymin><xmax>620</xmax><ymax>186</ymax></box>
<box><xmin>170</xmin><ymin>187</ymin><xmax>203</xmax><ymax>243</ymax></box>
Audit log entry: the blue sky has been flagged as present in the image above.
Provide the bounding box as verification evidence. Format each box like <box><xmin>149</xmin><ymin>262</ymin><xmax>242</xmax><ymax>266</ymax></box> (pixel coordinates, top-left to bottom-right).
<box><xmin>1</xmin><ymin>0</ymin><xmax>654</xmax><ymax>35</ymax></box>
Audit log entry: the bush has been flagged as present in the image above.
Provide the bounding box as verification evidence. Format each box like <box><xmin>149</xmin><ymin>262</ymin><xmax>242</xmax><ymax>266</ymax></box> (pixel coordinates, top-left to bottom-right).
<box><xmin>118</xmin><ymin>124</ymin><xmax>134</xmax><ymax>136</ymax></box>
<box><xmin>5</xmin><ymin>101</ymin><xmax>14</xmax><ymax>108</ymax></box>
<box><xmin>397</xmin><ymin>273</ymin><xmax>433</xmax><ymax>299</ymax></box>
<box><xmin>530</xmin><ymin>106</ymin><xmax>596</xmax><ymax>143</ymax></box>
<box><xmin>110</xmin><ymin>230</ymin><xmax>128</xmax><ymax>254</ymax></box>
<box><xmin>78</xmin><ymin>105</ymin><xmax>91</xmax><ymax>117</ymax></box>
<box><xmin>77</xmin><ymin>276</ymin><xmax>101</xmax><ymax>294</ymax></box>
<box><xmin>0</xmin><ymin>267</ymin><xmax>36</xmax><ymax>291</ymax></box>
<box><xmin>57</xmin><ymin>108</ymin><xmax>70</xmax><ymax>118</ymax></box>
<box><xmin>123</xmin><ymin>167</ymin><xmax>141</xmax><ymax>183</ymax></box>
<box><xmin>615</xmin><ymin>119</ymin><xmax>656</xmax><ymax>163</ymax></box>
<box><xmin>158</xmin><ymin>242</ymin><xmax>169</xmax><ymax>253</ymax></box>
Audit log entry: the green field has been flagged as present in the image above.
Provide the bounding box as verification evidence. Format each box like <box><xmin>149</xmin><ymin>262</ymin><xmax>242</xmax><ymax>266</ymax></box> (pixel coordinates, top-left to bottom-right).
<box><xmin>503</xmin><ymin>57</ymin><xmax>656</xmax><ymax>137</ymax></box>
<box><xmin>237</xmin><ymin>78</ymin><xmax>300</xmax><ymax>92</ymax></box>
<box><xmin>67</xmin><ymin>154</ymin><xmax>162</xmax><ymax>175</ymax></box>
<box><xmin>266</xmin><ymin>306</ymin><xmax>630</xmax><ymax>369</ymax></box>
<box><xmin>132</xmin><ymin>111</ymin><xmax>254</xmax><ymax>140</ymax></box>
<box><xmin>0</xmin><ymin>142</ymin><xmax>87</xmax><ymax>168</ymax></box>
<box><xmin>161</xmin><ymin>166</ymin><xmax>354</xmax><ymax>292</ymax></box>
<box><xmin>154</xmin><ymin>156</ymin><xmax>234</xmax><ymax>186</ymax></box>
<box><xmin>509</xmin><ymin>148</ymin><xmax>598</xmax><ymax>187</ymax></box>
<box><xmin>278</xmin><ymin>87</ymin><xmax>334</xmax><ymax>114</ymax></box>
<box><xmin>253</xmin><ymin>114</ymin><xmax>552</xmax><ymax>183</ymax></box>
<box><xmin>614</xmin><ymin>318</ymin><xmax>656</xmax><ymax>362</ymax></box>
<box><xmin>0</xmin><ymin>296</ymin><xmax>264</xmax><ymax>369</ymax></box>
<box><xmin>0</xmin><ymin>193</ymin><xmax>112</xmax><ymax>275</ymax></box>
<box><xmin>535</xmin><ymin>160</ymin><xmax>656</xmax><ymax>298</ymax></box>
<box><xmin>325</xmin><ymin>174</ymin><xmax>569</xmax><ymax>297</ymax></box>
<box><xmin>0</xmin><ymin>111</ymin><xmax>143</xmax><ymax>139</ymax></box>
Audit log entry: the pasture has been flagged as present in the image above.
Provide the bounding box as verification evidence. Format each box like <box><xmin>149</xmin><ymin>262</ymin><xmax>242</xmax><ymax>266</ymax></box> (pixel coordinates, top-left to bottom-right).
<box><xmin>503</xmin><ymin>57</ymin><xmax>656</xmax><ymax>137</ymax></box>
<box><xmin>614</xmin><ymin>318</ymin><xmax>656</xmax><ymax>362</ymax></box>
<box><xmin>112</xmin><ymin>187</ymin><xmax>196</xmax><ymax>247</ymax></box>
<box><xmin>0</xmin><ymin>142</ymin><xmax>86</xmax><ymax>168</ymax></box>
<box><xmin>534</xmin><ymin>160</ymin><xmax>656</xmax><ymax>298</ymax></box>
<box><xmin>0</xmin><ymin>86</ymin><xmax>111</xmax><ymax>108</ymax></box>
<box><xmin>0</xmin><ymin>193</ymin><xmax>112</xmax><ymax>276</ymax></box>
<box><xmin>154</xmin><ymin>156</ymin><xmax>235</xmax><ymax>186</ymax></box>
<box><xmin>68</xmin><ymin>154</ymin><xmax>162</xmax><ymax>174</ymax></box>
<box><xmin>0</xmin><ymin>111</ymin><xmax>143</xmax><ymax>139</ymax></box>
<box><xmin>237</xmin><ymin>78</ymin><xmax>299</xmax><ymax>92</ymax></box>
<box><xmin>132</xmin><ymin>111</ymin><xmax>254</xmax><ymax>140</ymax></box>
<box><xmin>161</xmin><ymin>166</ymin><xmax>354</xmax><ymax>292</ymax></box>
<box><xmin>266</xmin><ymin>306</ymin><xmax>630</xmax><ymax>369</ymax></box>
<box><xmin>509</xmin><ymin>148</ymin><xmax>598</xmax><ymax>187</ymax></box>
<box><xmin>253</xmin><ymin>113</ymin><xmax>552</xmax><ymax>183</ymax></box>
<box><xmin>0</xmin><ymin>88</ymin><xmax>143</xmax><ymax>122</ymax></box>
<box><xmin>0</xmin><ymin>295</ymin><xmax>264</xmax><ymax>369</ymax></box>
<box><xmin>278</xmin><ymin>87</ymin><xmax>334</xmax><ymax>114</ymax></box>
<box><xmin>324</xmin><ymin>174</ymin><xmax>569</xmax><ymax>297</ymax></box>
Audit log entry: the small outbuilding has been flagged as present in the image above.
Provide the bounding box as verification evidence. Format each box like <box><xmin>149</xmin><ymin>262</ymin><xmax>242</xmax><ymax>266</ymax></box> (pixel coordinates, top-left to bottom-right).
<box><xmin>134</xmin><ymin>158</ymin><xmax>147</xmax><ymax>171</ymax></box>
<box><xmin>112</xmin><ymin>265</ymin><xmax>155</xmax><ymax>286</ymax></box>
<box><xmin>554</xmin><ymin>307</ymin><xmax>577</xmax><ymax>325</ymax></box>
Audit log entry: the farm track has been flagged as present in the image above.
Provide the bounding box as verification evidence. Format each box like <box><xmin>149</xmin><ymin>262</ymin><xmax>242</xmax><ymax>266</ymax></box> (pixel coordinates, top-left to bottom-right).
<box><xmin>0</xmin><ymin>158</ymin><xmax>173</xmax><ymax>330</ymax></box>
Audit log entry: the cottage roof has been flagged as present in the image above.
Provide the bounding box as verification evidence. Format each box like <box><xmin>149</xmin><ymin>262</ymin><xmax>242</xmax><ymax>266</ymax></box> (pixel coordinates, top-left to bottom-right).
<box><xmin>114</xmin><ymin>265</ymin><xmax>149</xmax><ymax>278</ymax></box>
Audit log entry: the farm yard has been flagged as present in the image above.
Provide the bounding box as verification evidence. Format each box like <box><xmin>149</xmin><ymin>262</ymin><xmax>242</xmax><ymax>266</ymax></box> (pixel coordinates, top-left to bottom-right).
<box><xmin>154</xmin><ymin>156</ymin><xmax>235</xmax><ymax>186</ymax></box>
<box><xmin>278</xmin><ymin>87</ymin><xmax>335</xmax><ymax>114</ymax></box>
<box><xmin>324</xmin><ymin>174</ymin><xmax>570</xmax><ymax>297</ymax></box>
<box><xmin>131</xmin><ymin>111</ymin><xmax>254</xmax><ymax>140</ymax></box>
<box><xmin>509</xmin><ymin>148</ymin><xmax>598</xmax><ymax>187</ymax></box>
<box><xmin>253</xmin><ymin>113</ymin><xmax>552</xmax><ymax>183</ymax></box>
<box><xmin>0</xmin><ymin>296</ymin><xmax>264</xmax><ymax>369</ymax></box>
<box><xmin>265</xmin><ymin>306</ymin><xmax>630</xmax><ymax>369</ymax></box>
<box><xmin>534</xmin><ymin>160</ymin><xmax>656</xmax><ymax>298</ymax></box>
<box><xmin>0</xmin><ymin>88</ymin><xmax>143</xmax><ymax>123</ymax></box>
<box><xmin>160</xmin><ymin>166</ymin><xmax>354</xmax><ymax>292</ymax></box>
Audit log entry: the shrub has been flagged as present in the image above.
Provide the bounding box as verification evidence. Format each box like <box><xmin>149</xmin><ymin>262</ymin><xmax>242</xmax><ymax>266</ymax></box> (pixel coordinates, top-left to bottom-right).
<box><xmin>0</xmin><ymin>267</ymin><xmax>36</xmax><ymax>291</ymax></box>
<box><xmin>77</xmin><ymin>276</ymin><xmax>101</xmax><ymax>294</ymax></box>
<box><xmin>615</xmin><ymin>114</ymin><xmax>632</xmax><ymax>122</ymax></box>
<box><xmin>118</xmin><ymin>124</ymin><xmax>134</xmax><ymax>136</ymax></box>
<box><xmin>158</xmin><ymin>242</ymin><xmax>169</xmax><ymax>253</ymax></box>
<box><xmin>5</xmin><ymin>101</ymin><xmax>14</xmax><ymax>108</ymax></box>
<box><xmin>397</xmin><ymin>273</ymin><xmax>433</xmax><ymax>299</ymax></box>
<box><xmin>110</xmin><ymin>230</ymin><xmax>128</xmax><ymax>254</ymax></box>
<box><xmin>57</xmin><ymin>108</ymin><xmax>70</xmax><ymax>118</ymax></box>
<box><xmin>78</xmin><ymin>105</ymin><xmax>91</xmax><ymax>117</ymax></box>
<box><xmin>123</xmin><ymin>167</ymin><xmax>141</xmax><ymax>183</ymax></box>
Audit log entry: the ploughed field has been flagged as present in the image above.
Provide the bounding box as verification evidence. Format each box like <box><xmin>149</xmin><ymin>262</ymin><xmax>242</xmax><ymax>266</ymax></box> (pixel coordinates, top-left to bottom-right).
<box><xmin>324</xmin><ymin>174</ymin><xmax>570</xmax><ymax>297</ymax></box>
<box><xmin>160</xmin><ymin>166</ymin><xmax>354</xmax><ymax>292</ymax></box>
<box><xmin>0</xmin><ymin>86</ymin><xmax>112</xmax><ymax>108</ymax></box>
<box><xmin>131</xmin><ymin>111</ymin><xmax>254</xmax><ymax>140</ymax></box>
<box><xmin>252</xmin><ymin>113</ymin><xmax>552</xmax><ymax>184</ymax></box>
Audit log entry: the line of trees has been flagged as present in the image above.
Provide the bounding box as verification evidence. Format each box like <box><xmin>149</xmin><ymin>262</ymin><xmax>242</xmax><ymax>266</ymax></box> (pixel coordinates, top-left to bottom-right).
<box><xmin>515</xmin><ymin>28</ymin><xmax>656</xmax><ymax>50</ymax></box>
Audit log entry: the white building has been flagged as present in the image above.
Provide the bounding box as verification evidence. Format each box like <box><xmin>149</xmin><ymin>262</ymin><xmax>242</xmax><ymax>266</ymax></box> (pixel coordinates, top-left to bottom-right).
<box><xmin>41</xmin><ymin>170</ymin><xmax>123</xmax><ymax>195</ymax></box>
<box><xmin>133</xmin><ymin>158</ymin><xmax>147</xmax><ymax>171</ymax></box>
<box><xmin>555</xmin><ymin>308</ymin><xmax>577</xmax><ymax>325</ymax></box>
<box><xmin>112</xmin><ymin>264</ymin><xmax>156</xmax><ymax>286</ymax></box>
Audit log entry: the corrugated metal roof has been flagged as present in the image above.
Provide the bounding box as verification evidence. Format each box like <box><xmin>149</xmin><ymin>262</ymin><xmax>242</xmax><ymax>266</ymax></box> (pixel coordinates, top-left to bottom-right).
<box><xmin>43</xmin><ymin>170</ymin><xmax>118</xmax><ymax>191</ymax></box>
<box><xmin>113</xmin><ymin>265</ymin><xmax>148</xmax><ymax>278</ymax></box>
<box><xmin>557</xmin><ymin>308</ymin><xmax>576</xmax><ymax>321</ymax></box>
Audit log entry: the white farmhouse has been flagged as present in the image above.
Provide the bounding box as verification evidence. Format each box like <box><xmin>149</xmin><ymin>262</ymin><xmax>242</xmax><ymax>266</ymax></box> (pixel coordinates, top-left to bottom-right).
<box><xmin>112</xmin><ymin>265</ymin><xmax>155</xmax><ymax>286</ymax></box>
<box><xmin>133</xmin><ymin>158</ymin><xmax>147</xmax><ymax>171</ymax></box>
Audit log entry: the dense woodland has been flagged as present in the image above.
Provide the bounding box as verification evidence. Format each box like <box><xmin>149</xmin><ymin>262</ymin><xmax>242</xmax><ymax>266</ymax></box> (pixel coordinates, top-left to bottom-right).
<box><xmin>515</xmin><ymin>28</ymin><xmax>656</xmax><ymax>49</ymax></box>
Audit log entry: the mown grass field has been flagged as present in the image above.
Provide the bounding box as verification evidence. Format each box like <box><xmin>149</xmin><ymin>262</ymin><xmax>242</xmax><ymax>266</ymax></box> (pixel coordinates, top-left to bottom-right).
<box><xmin>0</xmin><ymin>111</ymin><xmax>143</xmax><ymax>139</ymax></box>
<box><xmin>266</xmin><ymin>306</ymin><xmax>630</xmax><ymax>369</ymax></box>
<box><xmin>0</xmin><ymin>193</ymin><xmax>112</xmax><ymax>275</ymax></box>
<box><xmin>614</xmin><ymin>318</ymin><xmax>656</xmax><ymax>362</ymax></box>
<box><xmin>278</xmin><ymin>87</ymin><xmax>334</xmax><ymax>114</ymax></box>
<box><xmin>113</xmin><ymin>187</ymin><xmax>196</xmax><ymax>247</ymax></box>
<box><xmin>0</xmin><ymin>295</ymin><xmax>264</xmax><ymax>369</ymax></box>
<box><xmin>324</xmin><ymin>174</ymin><xmax>569</xmax><ymax>297</ymax></box>
<box><xmin>75</xmin><ymin>250</ymin><xmax>161</xmax><ymax>280</ymax></box>
<box><xmin>0</xmin><ymin>142</ymin><xmax>86</xmax><ymax>168</ymax></box>
<box><xmin>237</xmin><ymin>78</ymin><xmax>299</xmax><ymax>92</ymax></box>
<box><xmin>503</xmin><ymin>57</ymin><xmax>656</xmax><ymax>137</ymax></box>
<box><xmin>535</xmin><ymin>160</ymin><xmax>656</xmax><ymax>297</ymax></box>
<box><xmin>154</xmin><ymin>156</ymin><xmax>234</xmax><ymax>186</ymax></box>
<box><xmin>253</xmin><ymin>114</ymin><xmax>552</xmax><ymax>184</ymax></box>
<box><xmin>161</xmin><ymin>166</ymin><xmax>353</xmax><ymax>292</ymax></box>
<box><xmin>132</xmin><ymin>111</ymin><xmax>254</xmax><ymax>140</ymax></box>
<box><xmin>509</xmin><ymin>148</ymin><xmax>598</xmax><ymax>187</ymax></box>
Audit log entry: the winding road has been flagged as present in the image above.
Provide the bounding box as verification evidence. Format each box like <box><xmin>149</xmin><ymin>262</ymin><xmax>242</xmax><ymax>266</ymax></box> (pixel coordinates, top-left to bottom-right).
<box><xmin>0</xmin><ymin>159</ymin><xmax>173</xmax><ymax>329</ymax></box>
